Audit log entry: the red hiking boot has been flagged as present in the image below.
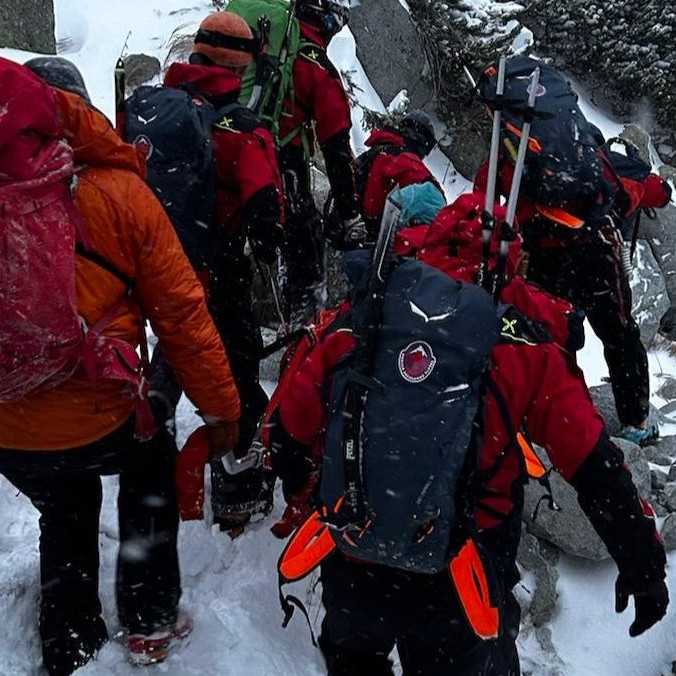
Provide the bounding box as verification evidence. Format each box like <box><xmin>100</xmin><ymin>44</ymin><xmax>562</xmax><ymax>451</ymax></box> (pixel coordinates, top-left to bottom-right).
<box><xmin>127</xmin><ymin>612</ymin><xmax>193</xmax><ymax>666</ymax></box>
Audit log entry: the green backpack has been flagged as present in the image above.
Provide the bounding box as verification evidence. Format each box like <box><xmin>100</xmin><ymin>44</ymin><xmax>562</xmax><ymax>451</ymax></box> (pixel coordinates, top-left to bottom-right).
<box><xmin>228</xmin><ymin>0</ymin><xmax>310</xmax><ymax>146</ymax></box>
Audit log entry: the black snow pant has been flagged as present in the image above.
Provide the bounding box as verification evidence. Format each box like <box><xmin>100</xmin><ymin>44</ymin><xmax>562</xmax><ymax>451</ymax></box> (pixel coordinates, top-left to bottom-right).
<box><xmin>0</xmin><ymin>418</ymin><xmax>180</xmax><ymax>676</ymax></box>
<box><xmin>208</xmin><ymin>245</ymin><xmax>269</xmax><ymax>519</ymax></box>
<box><xmin>319</xmin><ymin>538</ymin><xmax>521</xmax><ymax>676</ymax></box>
<box><xmin>526</xmin><ymin>222</ymin><xmax>649</xmax><ymax>427</ymax></box>
<box><xmin>279</xmin><ymin>145</ymin><xmax>325</xmax><ymax>313</ymax></box>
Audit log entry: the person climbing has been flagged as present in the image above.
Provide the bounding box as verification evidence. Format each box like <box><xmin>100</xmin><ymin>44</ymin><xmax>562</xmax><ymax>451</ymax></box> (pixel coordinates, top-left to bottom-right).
<box><xmin>0</xmin><ymin>57</ymin><xmax>240</xmax><ymax>673</ymax></box>
<box><xmin>230</xmin><ymin>0</ymin><xmax>362</xmax><ymax>324</ymax></box>
<box><xmin>267</xmin><ymin>190</ymin><xmax>668</xmax><ymax>675</ymax></box>
<box><xmin>127</xmin><ymin>11</ymin><xmax>285</xmax><ymax>531</ymax></box>
<box><xmin>476</xmin><ymin>56</ymin><xmax>672</xmax><ymax>447</ymax></box>
<box><xmin>356</xmin><ymin>110</ymin><xmax>441</xmax><ymax>239</ymax></box>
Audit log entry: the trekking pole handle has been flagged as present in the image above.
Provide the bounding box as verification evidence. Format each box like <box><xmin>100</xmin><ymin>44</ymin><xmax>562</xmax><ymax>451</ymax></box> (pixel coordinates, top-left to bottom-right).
<box><xmin>505</xmin><ymin>67</ymin><xmax>541</xmax><ymax>228</ymax></box>
<box><xmin>484</xmin><ymin>55</ymin><xmax>507</xmax><ymax>217</ymax></box>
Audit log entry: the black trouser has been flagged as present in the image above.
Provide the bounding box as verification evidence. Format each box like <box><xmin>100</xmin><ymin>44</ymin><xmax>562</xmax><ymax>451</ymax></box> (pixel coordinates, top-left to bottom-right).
<box><xmin>526</xmin><ymin>223</ymin><xmax>649</xmax><ymax>427</ymax></box>
<box><xmin>204</xmin><ymin>243</ymin><xmax>268</xmax><ymax>518</ymax></box>
<box><xmin>0</xmin><ymin>419</ymin><xmax>180</xmax><ymax>676</ymax></box>
<box><xmin>280</xmin><ymin>145</ymin><xmax>325</xmax><ymax>309</ymax></box>
<box><xmin>319</xmin><ymin>546</ymin><xmax>521</xmax><ymax>676</ymax></box>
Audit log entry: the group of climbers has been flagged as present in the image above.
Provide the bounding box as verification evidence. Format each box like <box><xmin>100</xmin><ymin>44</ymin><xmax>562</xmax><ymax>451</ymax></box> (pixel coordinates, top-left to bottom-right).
<box><xmin>0</xmin><ymin>4</ymin><xmax>674</xmax><ymax>676</ymax></box>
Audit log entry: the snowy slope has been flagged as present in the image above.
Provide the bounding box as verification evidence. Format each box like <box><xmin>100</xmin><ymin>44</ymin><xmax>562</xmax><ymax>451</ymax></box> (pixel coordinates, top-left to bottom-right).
<box><xmin>1</xmin><ymin>2</ymin><xmax>676</xmax><ymax>675</ymax></box>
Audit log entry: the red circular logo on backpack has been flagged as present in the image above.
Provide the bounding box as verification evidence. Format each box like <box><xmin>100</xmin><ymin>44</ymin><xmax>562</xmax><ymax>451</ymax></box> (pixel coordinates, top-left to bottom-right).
<box><xmin>133</xmin><ymin>134</ymin><xmax>154</xmax><ymax>160</ymax></box>
<box><xmin>398</xmin><ymin>341</ymin><xmax>437</xmax><ymax>383</ymax></box>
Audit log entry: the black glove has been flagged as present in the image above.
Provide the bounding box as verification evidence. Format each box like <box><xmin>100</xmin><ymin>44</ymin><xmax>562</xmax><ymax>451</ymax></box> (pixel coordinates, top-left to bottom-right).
<box><xmin>659</xmin><ymin>307</ymin><xmax>676</xmax><ymax>341</ymax></box>
<box><xmin>615</xmin><ymin>573</ymin><xmax>669</xmax><ymax>637</ymax></box>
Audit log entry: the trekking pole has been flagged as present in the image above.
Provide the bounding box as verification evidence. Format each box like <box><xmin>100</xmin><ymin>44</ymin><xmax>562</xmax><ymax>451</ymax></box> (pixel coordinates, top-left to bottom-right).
<box><xmin>477</xmin><ymin>55</ymin><xmax>506</xmax><ymax>290</ymax></box>
<box><xmin>505</xmin><ymin>67</ymin><xmax>540</xmax><ymax>229</ymax></box>
<box><xmin>493</xmin><ymin>66</ymin><xmax>541</xmax><ymax>301</ymax></box>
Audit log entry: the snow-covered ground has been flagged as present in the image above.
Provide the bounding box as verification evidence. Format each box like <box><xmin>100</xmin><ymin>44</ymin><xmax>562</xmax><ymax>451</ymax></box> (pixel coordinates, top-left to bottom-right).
<box><xmin>2</xmin><ymin>1</ymin><xmax>676</xmax><ymax>674</ymax></box>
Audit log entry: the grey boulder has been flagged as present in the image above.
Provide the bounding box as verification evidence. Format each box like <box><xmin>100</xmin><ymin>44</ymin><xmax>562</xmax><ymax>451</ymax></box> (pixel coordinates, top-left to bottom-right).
<box><xmin>522</xmin><ymin>438</ymin><xmax>649</xmax><ymax>561</ymax></box>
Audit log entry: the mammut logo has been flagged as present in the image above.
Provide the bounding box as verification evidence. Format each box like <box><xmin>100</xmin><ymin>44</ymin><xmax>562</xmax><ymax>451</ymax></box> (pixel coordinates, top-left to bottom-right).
<box><xmin>398</xmin><ymin>341</ymin><xmax>437</xmax><ymax>384</ymax></box>
<box><xmin>133</xmin><ymin>135</ymin><xmax>154</xmax><ymax>160</ymax></box>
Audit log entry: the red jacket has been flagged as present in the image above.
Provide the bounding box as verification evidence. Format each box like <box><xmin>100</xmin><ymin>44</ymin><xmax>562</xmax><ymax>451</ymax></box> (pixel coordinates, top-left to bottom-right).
<box><xmin>278</xmin><ymin>281</ymin><xmax>600</xmax><ymax>531</ymax></box>
<box><xmin>360</xmin><ymin>129</ymin><xmax>438</xmax><ymax>222</ymax></box>
<box><xmin>164</xmin><ymin>63</ymin><xmax>283</xmax><ymax>232</ymax></box>
<box><xmin>272</xmin><ymin>190</ymin><xmax>665</xmax><ymax>587</ymax></box>
<box><xmin>278</xmin><ymin>22</ymin><xmax>352</xmax><ymax>149</ymax></box>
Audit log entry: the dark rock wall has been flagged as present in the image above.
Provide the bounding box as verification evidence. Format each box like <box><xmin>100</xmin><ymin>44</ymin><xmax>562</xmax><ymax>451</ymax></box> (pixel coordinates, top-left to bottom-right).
<box><xmin>522</xmin><ymin>0</ymin><xmax>676</xmax><ymax>162</ymax></box>
<box><xmin>0</xmin><ymin>0</ymin><xmax>55</xmax><ymax>54</ymax></box>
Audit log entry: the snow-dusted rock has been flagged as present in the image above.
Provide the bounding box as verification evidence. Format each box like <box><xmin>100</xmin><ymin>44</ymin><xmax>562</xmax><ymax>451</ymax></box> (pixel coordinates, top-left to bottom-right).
<box><xmin>590</xmin><ymin>383</ymin><xmax>663</xmax><ymax>438</ymax></box>
<box><xmin>523</xmin><ymin>438</ymin><xmax>650</xmax><ymax>561</ymax></box>
<box><xmin>641</xmin><ymin>204</ymin><xmax>676</xmax><ymax>320</ymax></box>
<box><xmin>657</xmin><ymin>378</ymin><xmax>676</xmax><ymax>402</ymax></box>
<box><xmin>350</xmin><ymin>1</ymin><xmax>434</xmax><ymax>113</ymax></box>
<box><xmin>124</xmin><ymin>53</ymin><xmax>161</xmax><ymax>92</ymax></box>
<box><xmin>660</xmin><ymin>513</ymin><xmax>676</xmax><ymax>551</ymax></box>
<box><xmin>517</xmin><ymin>527</ymin><xmax>560</xmax><ymax>627</ymax></box>
<box><xmin>630</xmin><ymin>241</ymin><xmax>671</xmax><ymax>347</ymax></box>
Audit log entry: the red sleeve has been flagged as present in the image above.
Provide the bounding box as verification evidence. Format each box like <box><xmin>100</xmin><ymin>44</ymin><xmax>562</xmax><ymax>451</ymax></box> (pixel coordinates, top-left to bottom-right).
<box><xmin>293</xmin><ymin>56</ymin><xmax>351</xmax><ymax>145</ymax></box>
<box><xmin>279</xmin><ymin>329</ymin><xmax>356</xmax><ymax>446</ymax></box>
<box><xmin>486</xmin><ymin>343</ymin><xmax>605</xmax><ymax>481</ymax></box>
<box><xmin>363</xmin><ymin>153</ymin><xmax>434</xmax><ymax>220</ymax></box>
<box><xmin>214</xmin><ymin>129</ymin><xmax>280</xmax><ymax>206</ymax></box>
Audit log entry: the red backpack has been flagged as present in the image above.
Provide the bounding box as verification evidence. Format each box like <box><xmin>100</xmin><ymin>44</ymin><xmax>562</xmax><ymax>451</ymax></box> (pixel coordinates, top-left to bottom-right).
<box><xmin>0</xmin><ymin>139</ymin><xmax>156</xmax><ymax>438</ymax></box>
<box><xmin>0</xmin><ymin>141</ymin><xmax>84</xmax><ymax>400</ymax></box>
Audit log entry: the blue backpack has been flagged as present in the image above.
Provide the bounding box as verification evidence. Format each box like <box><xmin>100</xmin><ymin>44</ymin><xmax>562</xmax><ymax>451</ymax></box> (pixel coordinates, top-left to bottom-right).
<box><xmin>320</xmin><ymin>257</ymin><xmax>500</xmax><ymax>574</ymax></box>
<box><xmin>125</xmin><ymin>86</ymin><xmax>218</xmax><ymax>271</ymax></box>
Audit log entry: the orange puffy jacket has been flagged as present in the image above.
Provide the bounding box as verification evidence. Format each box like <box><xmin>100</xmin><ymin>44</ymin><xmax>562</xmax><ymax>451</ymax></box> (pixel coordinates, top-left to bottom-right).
<box><xmin>0</xmin><ymin>90</ymin><xmax>240</xmax><ymax>451</ymax></box>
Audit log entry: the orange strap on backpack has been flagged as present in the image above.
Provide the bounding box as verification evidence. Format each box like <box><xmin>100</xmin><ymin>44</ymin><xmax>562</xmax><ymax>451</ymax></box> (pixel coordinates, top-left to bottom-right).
<box><xmin>276</xmin><ymin>508</ymin><xmax>339</xmax><ymax>646</ymax></box>
<box><xmin>535</xmin><ymin>205</ymin><xmax>585</xmax><ymax>229</ymax></box>
<box><xmin>278</xmin><ymin>510</ymin><xmax>337</xmax><ymax>582</ymax></box>
<box><xmin>517</xmin><ymin>432</ymin><xmax>547</xmax><ymax>480</ymax></box>
<box><xmin>449</xmin><ymin>538</ymin><xmax>500</xmax><ymax>641</ymax></box>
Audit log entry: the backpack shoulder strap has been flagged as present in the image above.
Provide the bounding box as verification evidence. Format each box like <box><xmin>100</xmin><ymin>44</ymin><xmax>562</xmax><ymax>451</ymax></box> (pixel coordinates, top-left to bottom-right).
<box><xmin>75</xmin><ymin>242</ymin><xmax>135</xmax><ymax>293</ymax></box>
<box><xmin>298</xmin><ymin>41</ymin><xmax>338</xmax><ymax>77</ymax></box>
<box><xmin>214</xmin><ymin>102</ymin><xmax>263</xmax><ymax>134</ymax></box>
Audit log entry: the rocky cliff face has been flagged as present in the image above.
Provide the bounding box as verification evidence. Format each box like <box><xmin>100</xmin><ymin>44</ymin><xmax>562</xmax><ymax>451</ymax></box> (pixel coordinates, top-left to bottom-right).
<box><xmin>522</xmin><ymin>0</ymin><xmax>676</xmax><ymax>163</ymax></box>
<box><xmin>362</xmin><ymin>0</ymin><xmax>676</xmax><ymax>174</ymax></box>
<box><xmin>0</xmin><ymin>0</ymin><xmax>55</xmax><ymax>54</ymax></box>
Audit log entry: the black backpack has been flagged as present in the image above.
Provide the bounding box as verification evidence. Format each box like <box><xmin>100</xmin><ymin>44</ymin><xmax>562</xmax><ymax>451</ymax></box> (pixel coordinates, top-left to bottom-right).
<box><xmin>125</xmin><ymin>86</ymin><xmax>218</xmax><ymax>271</ymax></box>
<box><xmin>478</xmin><ymin>56</ymin><xmax>612</xmax><ymax>212</ymax></box>
<box><xmin>320</xmin><ymin>256</ymin><xmax>501</xmax><ymax>573</ymax></box>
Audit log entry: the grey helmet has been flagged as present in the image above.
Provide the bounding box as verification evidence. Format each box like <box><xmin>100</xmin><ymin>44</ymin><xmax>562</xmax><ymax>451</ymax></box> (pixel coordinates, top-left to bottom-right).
<box><xmin>24</xmin><ymin>57</ymin><xmax>91</xmax><ymax>104</ymax></box>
